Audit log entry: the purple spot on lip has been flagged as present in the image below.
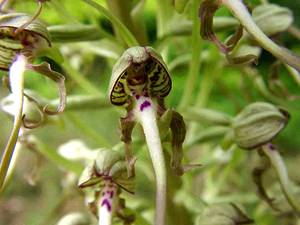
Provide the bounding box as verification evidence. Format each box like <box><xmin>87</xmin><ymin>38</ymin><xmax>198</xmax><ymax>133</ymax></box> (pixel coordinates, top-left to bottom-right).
<box><xmin>140</xmin><ymin>100</ymin><xmax>151</xmax><ymax>111</ymax></box>
<box><xmin>101</xmin><ymin>199</ymin><xmax>112</xmax><ymax>212</ymax></box>
<box><xmin>135</xmin><ymin>95</ymin><xmax>140</xmax><ymax>100</ymax></box>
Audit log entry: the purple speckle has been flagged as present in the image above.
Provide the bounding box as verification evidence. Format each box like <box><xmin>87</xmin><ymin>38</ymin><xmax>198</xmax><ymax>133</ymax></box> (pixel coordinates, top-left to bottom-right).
<box><xmin>268</xmin><ymin>143</ymin><xmax>276</xmax><ymax>150</ymax></box>
<box><xmin>101</xmin><ymin>199</ymin><xmax>112</xmax><ymax>211</ymax></box>
<box><xmin>140</xmin><ymin>100</ymin><xmax>151</xmax><ymax>111</ymax></box>
<box><xmin>135</xmin><ymin>95</ymin><xmax>140</xmax><ymax>100</ymax></box>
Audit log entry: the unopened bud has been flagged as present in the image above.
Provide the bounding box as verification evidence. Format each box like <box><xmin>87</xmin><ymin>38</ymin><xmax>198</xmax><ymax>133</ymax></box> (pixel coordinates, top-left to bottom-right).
<box><xmin>233</xmin><ymin>102</ymin><xmax>289</xmax><ymax>149</ymax></box>
<box><xmin>253</xmin><ymin>4</ymin><xmax>293</xmax><ymax>36</ymax></box>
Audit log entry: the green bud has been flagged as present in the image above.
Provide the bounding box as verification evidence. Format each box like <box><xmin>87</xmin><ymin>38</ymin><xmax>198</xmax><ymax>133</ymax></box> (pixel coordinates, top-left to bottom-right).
<box><xmin>196</xmin><ymin>203</ymin><xmax>253</xmax><ymax>225</ymax></box>
<box><xmin>78</xmin><ymin>149</ymin><xmax>134</xmax><ymax>193</ymax></box>
<box><xmin>56</xmin><ymin>212</ymin><xmax>92</xmax><ymax>225</ymax></box>
<box><xmin>233</xmin><ymin>102</ymin><xmax>289</xmax><ymax>149</ymax></box>
<box><xmin>253</xmin><ymin>4</ymin><xmax>293</xmax><ymax>36</ymax></box>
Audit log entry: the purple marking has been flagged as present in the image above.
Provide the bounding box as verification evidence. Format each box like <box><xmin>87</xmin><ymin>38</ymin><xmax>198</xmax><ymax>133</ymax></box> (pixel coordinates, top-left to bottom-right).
<box><xmin>268</xmin><ymin>143</ymin><xmax>276</xmax><ymax>150</ymax></box>
<box><xmin>135</xmin><ymin>95</ymin><xmax>140</xmax><ymax>100</ymax></box>
<box><xmin>109</xmin><ymin>191</ymin><xmax>114</xmax><ymax>199</ymax></box>
<box><xmin>101</xmin><ymin>199</ymin><xmax>112</xmax><ymax>212</ymax></box>
<box><xmin>140</xmin><ymin>100</ymin><xmax>151</xmax><ymax>111</ymax></box>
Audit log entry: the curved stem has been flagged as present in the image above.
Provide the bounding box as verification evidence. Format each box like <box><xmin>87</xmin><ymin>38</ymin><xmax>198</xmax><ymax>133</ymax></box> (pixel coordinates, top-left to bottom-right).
<box><xmin>135</xmin><ymin>96</ymin><xmax>166</xmax><ymax>225</ymax></box>
<box><xmin>0</xmin><ymin>55</ymin><xmax>26</xmax><ymax>191</ymax></box>
<box><xmin>222</xmin><ymin>0</ymin><xmax>300</xmax><ymax>71</ymax></box>
<box><xmin>262</xmin><ymin>144</ymin><xmax>300</xmax><ymax>217</ymax></box>
<box><xmin>82</xmin><ymin>0</ymin><xmax>139</xmax><ymax>47</ymax></box>
<box><xmin>179</xmin><ymin>0</ymin><xmax>202</xmax><ymax>109</ymax></box>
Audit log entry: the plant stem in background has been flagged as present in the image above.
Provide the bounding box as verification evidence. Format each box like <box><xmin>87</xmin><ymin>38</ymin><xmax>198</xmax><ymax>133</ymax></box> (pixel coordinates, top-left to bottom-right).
<box><xmin>222</xmin><ymin>0</ymin><xmax>300</xmax><ymax>71</ymax></box>
<box><xmin>82</xmin><ymin>0</ymin><xmax>139</xmax><ymax>47</ymax></box>
<box><xmin>135</xmin><ymin>96</ymin><xmax>167</xmax><ymax>225</ymax></box>
<box><xmin>179</xmin><ymin>0</ymin><xmax>202</xmax><ymax>109</ymax></box>
<box><xmin>0</xmin><ymin>55</ymin><xmax>26</xmax><ymax>191</ymax></box>
<box><xmin>262</xmin><ymin>144</ymin><xmax>300</xmax><ymax>217</ymax></box>
<box><xmin>106</xmin><ymin>0</ymin><xmax>148</xmax><ymax>45</ymax></box>
<box><xmin>155</xmin><ymin>0</ymin><xmax>172</xmax><ymax>38</ymax></box>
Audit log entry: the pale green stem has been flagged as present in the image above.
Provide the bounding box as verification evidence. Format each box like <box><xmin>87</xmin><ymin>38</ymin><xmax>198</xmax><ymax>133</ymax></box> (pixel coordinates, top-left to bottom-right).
<box><xmin>179</xmin><ymin>0</ymin><xmax>202</xmax><ymax>109</ymax></box>
<box><xmin>222</xmin><ymin>0</ymin><xmax>300</xmax><ymax>71</ymax></box>
<box><xmin>50</xmin><ymin>0</ymin><xmax>79</xmax><ymax>24</ymax></box>
<box><xmin>155</xmin><ymin>0</ymin><xmax>171</xmax><ymax>38</ymax></box>
<box><xmin>49</xmin><ymin>94</ymin><xmax>111</xmax><ymax>111</ymax></box>
<box><xmin>135</xmin><ymin>96</ymin><xmax>166</xmax><ymax>225</ymax></box>
<box><xmin>82</xmin><ymin>0</ymin><xmax>139</xmax><ymax>47</ymax></box>
<box><xmin>262</xmin><ymin>144</ymin><xmax>300</xmax><ymax>217</ymax></box>
<box><xmin>0</xmin><ymin>55</ymin><xmax>26</xmax><ymax>191</ymax></box>
<box><xmin>284</xmin><ymin>63</ymin><xmax>300</xmax><ymax>86</ymax></box>
<box><xmin>288</xmin><ymin>25</ymin><xmax>300</xmax><ymax>41</ymax></box>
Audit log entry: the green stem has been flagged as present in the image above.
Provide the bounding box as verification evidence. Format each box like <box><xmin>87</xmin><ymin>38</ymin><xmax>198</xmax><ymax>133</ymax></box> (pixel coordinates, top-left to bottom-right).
<box><xmin>288</xmin><ymin>25</ymin><xmax>300</xmax><ymax>41</ymax></box>
<box><xmin>222</xmin><ymin>0</ymin><xmax>300</xmax><ymax>71</ymax></box>
<box><xmin>82</xmin><ymin>0</ymin><xmax>139</xmax><ymax>47</ymax></box>
<box><xmin>49</xmin><ymin>94</ymin><xmax>111</xmax><ymax>111</ymax></box>
<box><xmin>155</xmin><ymin>0</ymin><xmax>172</xmax><ymax>38</ymax></box>
<box><xmin>262</xmin><ymin>144</ymin><xmax>300</xmax><ymax>217</ymax></box>
<box><xmin>179</xmin><ymin>0</ymin><xmax>202</xmax><ymax>109</ymax></box>
<box><xmin>106</xmin><ymin>0</ymin><xmax>148</xmax><ymax>45</ymax></box>
<box><xmin>0</xmin><ymin>55</ymin><xmax>25</xmax><ymax>191</ymax></box>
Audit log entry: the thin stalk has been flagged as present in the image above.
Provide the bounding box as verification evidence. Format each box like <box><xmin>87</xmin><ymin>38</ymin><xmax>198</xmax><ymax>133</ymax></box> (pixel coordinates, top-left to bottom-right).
<box><xmin>179</xmin><ymin>0</ymin><xmax>202</xmax><ymax>109</ymax></box>
<box><xmin>288</xmin><ymin>25</ymin><xmax>300</xmax><ymax>41</ymax></box>
<box><xmin>0</xmin><ymin>55</ymin><xmax>26</xmax><ymax>191</ymax></box>
<box><xmin>155</xmin><ymin>0</ymin><xmax>172</xmax><ymax>38</ymax></box>
<box><xmin>222</xmin><ymin>0</ymin><xmax>300</xmax><ymax>71</ymax></box>
<box><xmin>106</xmin><ymin>0</ymin><xmax>148</xmax><ymax>45</ymax></box>
<box><xmin>262</xmin><ymin>144</ymin><xmax>300</xmax><ymax>217</ymax></box>
<box><xmin>135</xmin><ymin>96</ymin><xmax>166</xmax><ymax>225</ymax></box>
<box><xmin>82</xmin><ymin>0</ymin><xmax>139</xmax><ymax>47</ymax></box>
<box><xmin>49</xmin><ymin>94</ymin><xmax>111</xmax><ymax>111</ymax></box>
<box><xmin>98</xmin><ymin>180</ymin><xmax>118</xmax><ymax>225</ymax></box>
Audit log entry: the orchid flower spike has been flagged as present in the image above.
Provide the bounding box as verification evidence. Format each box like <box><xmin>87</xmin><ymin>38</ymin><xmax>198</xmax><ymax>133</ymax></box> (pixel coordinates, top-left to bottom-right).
<box><xmin>108</xmin><ymin>46</ymin><xmax>199</xmax><ymax>225</ymax></box>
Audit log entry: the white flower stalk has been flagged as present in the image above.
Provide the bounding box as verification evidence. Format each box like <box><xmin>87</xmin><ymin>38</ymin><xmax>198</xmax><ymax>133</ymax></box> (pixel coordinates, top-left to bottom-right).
<box><xmin>222</xmin><ymin>0</ymin><xmax>300</xmax><ymax>71</ymax></box>
<box><xmin>0</xmin><ymin>54</ymin><xmax>26</xmax><ymax>190</ymax></box>
<box><xmin>134</xmin><ymin>95</ymin><xmax>166</xmax><ymax>225</ymax></box>
<box><xmin>98</xmin><ymin>179</ymin><xmax>118</xmax><ymax>225</ymax></box>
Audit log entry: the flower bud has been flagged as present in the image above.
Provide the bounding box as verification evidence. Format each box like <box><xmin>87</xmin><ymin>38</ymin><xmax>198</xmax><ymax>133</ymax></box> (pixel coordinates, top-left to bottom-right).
<box><xmin>253</xmin><ymin>4</ymin><xmax>293</xmax><ymax>36</ymax></box>
<box><xmin>196</xmin><ymin>203</ymin><xmax>253</xmax><ymax>225</ymax></box>
<box><xmin>233</xmin><ymin>102</ymin><xmax>289</xmax><ymax>149</ymax></box>
<box><xmin>78</xmin><ymin>149</ymin><xmax>134</xmax><ymax>193</ymax></box>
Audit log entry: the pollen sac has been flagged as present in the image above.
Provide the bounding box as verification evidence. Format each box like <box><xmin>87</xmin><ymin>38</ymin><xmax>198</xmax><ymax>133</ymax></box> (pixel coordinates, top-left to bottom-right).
<box><xmin>232</xmin><ymin>102</ymin><xmax>289</xmax><ymax>150</ymax></box>
<box><xmin>196</xmin><ymin>203</ymin><xmax>253</xmax><ymax>225</ymax></box>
